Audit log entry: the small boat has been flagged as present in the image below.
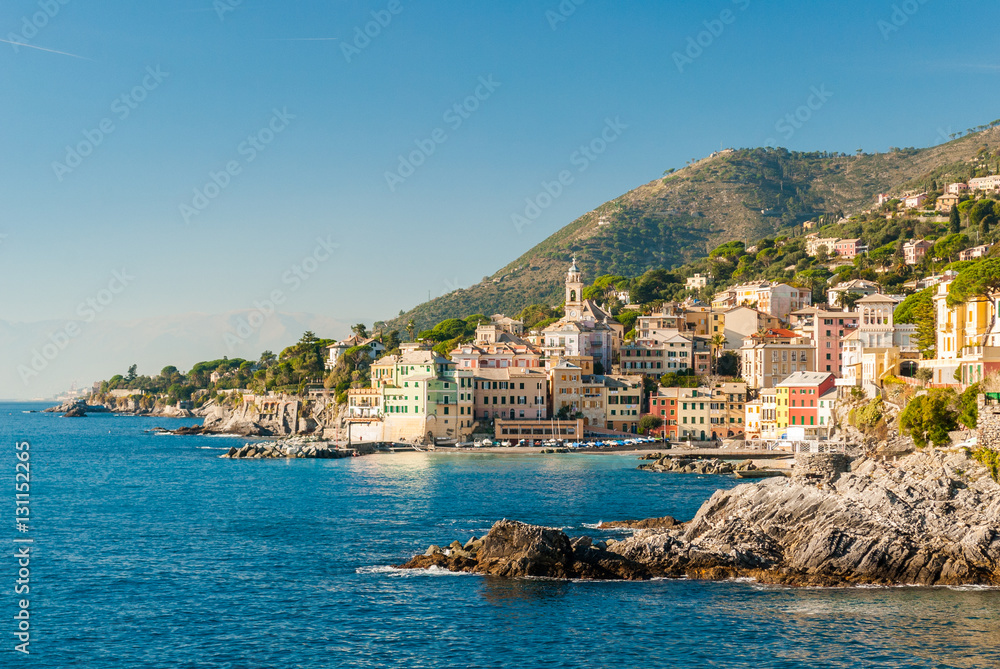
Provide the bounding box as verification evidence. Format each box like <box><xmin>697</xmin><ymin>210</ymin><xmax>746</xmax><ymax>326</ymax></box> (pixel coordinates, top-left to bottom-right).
<box><xmin>734</xmin><ymin>469</ymin><xmax>786</xmax><ymax>479</ymax></box>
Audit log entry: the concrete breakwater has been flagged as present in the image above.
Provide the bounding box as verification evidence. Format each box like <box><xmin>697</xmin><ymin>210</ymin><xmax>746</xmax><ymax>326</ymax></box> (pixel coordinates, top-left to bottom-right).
<box><xmin>222</xmin><ymin>438</ymin><xmax>350</xmax><ymax>459</ymax></box>
<box><xmin>639</xmin><ymin>454</ymin><xmax>764</xmax><ymax>475</ymax></box>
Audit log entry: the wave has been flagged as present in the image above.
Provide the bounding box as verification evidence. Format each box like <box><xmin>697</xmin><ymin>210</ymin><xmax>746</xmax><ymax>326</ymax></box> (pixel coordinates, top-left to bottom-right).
<box><xmin>355</xmin><ymin>565</ymin><xmax>476</xmax><ymax>577</ymax></box>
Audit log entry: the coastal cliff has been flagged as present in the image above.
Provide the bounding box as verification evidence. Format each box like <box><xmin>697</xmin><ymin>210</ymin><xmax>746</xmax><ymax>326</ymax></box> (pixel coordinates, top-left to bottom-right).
<box><xmin>48</xmin><ymin>393</ymin><xmax>348</xmax><ymax>438</ymax></box>
<box><xmin>400</xmin><ymin>449</ymin><xmax>1000</xmax><ymax>587</ymax></box>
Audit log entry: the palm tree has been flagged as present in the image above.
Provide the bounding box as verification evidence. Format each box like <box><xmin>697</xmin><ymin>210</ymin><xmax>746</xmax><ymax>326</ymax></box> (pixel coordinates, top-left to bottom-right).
<box><xmin>709</xmin><ymin>334</ymin><xmax>727</xmax><ymax>375</ymax></box>
<box><xmin>406</xmin><ymin>319</ymin><xmax>416</xmax><ymax>341</ymax></box>
<box><xmin>841</xmin><ymin>292</ymin><xmax>863</xmax><ymax>312</ymax></box>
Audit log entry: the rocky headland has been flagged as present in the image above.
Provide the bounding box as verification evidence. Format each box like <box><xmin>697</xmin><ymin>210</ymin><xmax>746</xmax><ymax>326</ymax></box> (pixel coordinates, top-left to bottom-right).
<box><xmin>399</xmin><ymin>449</ymin><xmax>1000</xmax><ymax>587</ymax></box>
<box><xmin>52</xmin><ymin>393</ymin><xmax>346</xmax><ymax>438</ymax></box>
<box><xmin>45</xmin><ymin>399</ymin><xmax>110</xmax><ymax>417</ymax></box>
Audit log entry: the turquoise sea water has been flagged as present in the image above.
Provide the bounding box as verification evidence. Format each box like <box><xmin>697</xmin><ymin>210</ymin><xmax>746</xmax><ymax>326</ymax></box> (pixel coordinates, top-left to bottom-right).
<box><xmin>2</xmin><ymin>401</ymin><xmax>998</xmax><ymax>668</ymax></box>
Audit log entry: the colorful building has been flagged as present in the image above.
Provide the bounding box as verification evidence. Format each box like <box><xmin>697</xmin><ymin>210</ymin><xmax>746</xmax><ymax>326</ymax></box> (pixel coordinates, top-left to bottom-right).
<box><xmin>775</xmin><ymin>372</ymin><xmax>836</xmax><ymax>434</ymax></box>
<box><xmin>790</xmin><ymin>307</ymin><xmax>860</xmax><ymax>376</ymax></box>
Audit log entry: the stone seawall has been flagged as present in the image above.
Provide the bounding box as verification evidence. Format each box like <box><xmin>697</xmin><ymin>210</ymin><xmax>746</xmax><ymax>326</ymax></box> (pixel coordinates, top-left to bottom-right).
<box><xmin>977</xmin><ymin>394</ymin><xmax>1000</xmax><ymax>446</ymax></box>
<box><xmin>793</xmin><ymin>453</ymin><xmax>850</xmax><ymax>484</ymax></box>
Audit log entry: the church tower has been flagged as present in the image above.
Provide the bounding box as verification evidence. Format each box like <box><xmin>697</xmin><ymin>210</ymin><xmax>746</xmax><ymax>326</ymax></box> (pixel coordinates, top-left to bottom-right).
<box><xmin>565</xmin><ymin>257</ymin><xmax>584</xmax><ymax>320</ymax></box>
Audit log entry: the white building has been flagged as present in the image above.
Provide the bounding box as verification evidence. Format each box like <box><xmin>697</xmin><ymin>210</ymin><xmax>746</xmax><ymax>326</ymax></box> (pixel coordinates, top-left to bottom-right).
<box><xmin>827</xmin><ymin>279</ymin><xmax>881</xmax><ymax>308</ymax></box>
<box><xmin>969</xmin><ymin>175</ymin><xmax>1000</xmax><ymax>192</ymax></box>
<box><xmin>686</xmin><ymin>273</ymin><xmax>709</xmax><ymax>290</ymax></box>
<box><xmin>325</xmin><ymin>336</ymin><xmax>386</xmax><ymax>370</ymax></box>
<box><xmin>806</xmin><ymin>237</ymin><xmax>841</xmax><ymax>256</ymax></box>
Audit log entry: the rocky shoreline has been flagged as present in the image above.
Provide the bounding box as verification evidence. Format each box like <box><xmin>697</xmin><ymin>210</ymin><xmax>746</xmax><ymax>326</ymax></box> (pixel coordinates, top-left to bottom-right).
<box><xmin>398</xmin><ymin>449</ymin><xmax>1000</xmax><ymax>587</ymax></box>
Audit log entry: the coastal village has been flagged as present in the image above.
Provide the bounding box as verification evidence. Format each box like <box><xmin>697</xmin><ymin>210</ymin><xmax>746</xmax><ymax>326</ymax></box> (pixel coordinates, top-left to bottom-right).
<box><xmin>80</xmin><ymin>174</ymin><xmax>1000</xmax><ymax>461</ymax></box>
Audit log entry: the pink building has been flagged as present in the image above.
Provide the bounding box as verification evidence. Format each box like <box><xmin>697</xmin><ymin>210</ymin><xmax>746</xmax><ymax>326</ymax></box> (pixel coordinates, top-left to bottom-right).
<box><xmin>904</xmin><ymin>193</ymin><xmax>928</xmax><ymax>209</ymax></box>
<box><xmin>947</xmin><ymin>183</ymin><xmax>969</xmax><ymax>195</ymax></box>
<box><xmin>790</xmin><ymin>308</ymin><xmax>860</xmax><ymax>377</ymax></box>
<box><xmin>451</xmin><ymin>341</ymin><xmax>542</xmax><ymax>370</ymax></box>
<box><xmin>832</xmin><ymin>238</ymin><xmax>866</xmax><ymax>259</ymax></box>
<box><xmin>903</xmin><ymin>239</ymin><xmax>934</xmax><ymax>265</ymax></box>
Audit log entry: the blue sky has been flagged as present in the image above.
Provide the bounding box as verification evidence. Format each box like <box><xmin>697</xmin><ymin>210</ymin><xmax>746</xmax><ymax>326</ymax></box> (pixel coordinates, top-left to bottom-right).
<box><xmin>1</xmin><ymin>1</ymin><xmax>999</xmax><ymax>357</ymax></box>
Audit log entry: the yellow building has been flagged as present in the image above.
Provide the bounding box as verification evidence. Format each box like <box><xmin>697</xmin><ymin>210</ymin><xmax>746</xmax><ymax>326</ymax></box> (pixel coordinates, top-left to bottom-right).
<box><xmin>923</xmin><ymin>280</ymin><xmax>1000</xmax><ymax>386</ymax></box>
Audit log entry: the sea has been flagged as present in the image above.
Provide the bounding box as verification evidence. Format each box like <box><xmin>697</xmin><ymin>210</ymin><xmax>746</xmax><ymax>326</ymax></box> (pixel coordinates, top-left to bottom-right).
<box><xmin>2</xmin><ymin>401</ymin><xmax>998</xmax><ymax>668</ymax></box>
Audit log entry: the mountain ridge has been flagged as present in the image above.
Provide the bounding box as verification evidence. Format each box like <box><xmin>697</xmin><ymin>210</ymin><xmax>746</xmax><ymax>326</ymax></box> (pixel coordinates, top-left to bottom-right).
<box><xmin>387</xmin><ymin>125</ymin><xmax>1000</xmax><ymax>331</ymax></box>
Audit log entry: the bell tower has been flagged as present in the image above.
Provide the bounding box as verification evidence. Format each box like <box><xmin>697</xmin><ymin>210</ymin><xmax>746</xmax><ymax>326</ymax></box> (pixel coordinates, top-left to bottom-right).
<box><xmin>565</xmin><ymin>257</ymin><xmax>583</xmax><ymax>319</ymax></box>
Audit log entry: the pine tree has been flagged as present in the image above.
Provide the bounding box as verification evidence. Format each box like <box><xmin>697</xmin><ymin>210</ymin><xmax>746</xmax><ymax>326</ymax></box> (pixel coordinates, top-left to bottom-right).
<box><xmin>949</xmin><ymin>205</ymin><xmax>962</xmax><ymax>234</ymax></box>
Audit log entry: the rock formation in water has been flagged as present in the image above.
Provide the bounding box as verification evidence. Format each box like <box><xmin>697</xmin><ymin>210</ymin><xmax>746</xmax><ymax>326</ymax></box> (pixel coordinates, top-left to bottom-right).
<box><xmin>399</xmin><ymin>449</ymin><xmax>1000</xmax><ymax>587</ymax></box>
<box><xmin>638</xmin><ymin>456</ymin><xmax>764</xmax><ymax>475</ymax></box>
<box><xmin>45</xmin><ymin>399</ymin><xmax>109</xmax><ymax>415</ymax></box>
<box><xmin>220</xmin><ymin>438</ymin><xmax>350</xmax><ymax>459</ymax></box>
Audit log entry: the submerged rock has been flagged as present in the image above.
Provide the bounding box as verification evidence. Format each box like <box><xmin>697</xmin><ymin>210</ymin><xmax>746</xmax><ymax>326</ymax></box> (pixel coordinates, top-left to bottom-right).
<box><xmin>598</xmin><ymin>516</ymin><xmax>678</xmax><ymax>530</ymax></box>
<box><xmin>398</xmin><ymin>450</ymin><xmax>1000</xmax><ymax>587</ymax></box>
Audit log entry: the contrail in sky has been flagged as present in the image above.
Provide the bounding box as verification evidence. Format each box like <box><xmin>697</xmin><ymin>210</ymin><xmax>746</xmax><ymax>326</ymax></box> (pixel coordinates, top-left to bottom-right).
<box><xmin>0</xmin><ymin>38</ymin><xmax>91</xmax><ymax>60</ymax></box>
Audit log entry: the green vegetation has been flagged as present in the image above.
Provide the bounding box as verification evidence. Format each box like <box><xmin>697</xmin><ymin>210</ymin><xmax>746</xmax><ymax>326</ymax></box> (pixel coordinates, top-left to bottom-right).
<box><xmin>659</xmin><ymin>368</ymin><xmax>698</xmax><ymax>388</ymax></box>
<box><xmin>851</xmin><ymin>396</ymin><xmax>884</xmax><ymax>431</ymax></box>
<box><xmin>899</xmin><ymin>389</ymin><xmax>959</xmax><ymax>448</ymax></box>
<box><xmin>970</xmin><ymin>447</ymin><xmax>1000</xmax><ymax>482</ymax></box>
<box><xmin>638</xmin><ymin>414</ymin><xmax>663</xmax><ymax>435</ymax></box>
<box><xmin>958</xmin><ymin>382</ymin><xmax>980</xmax><ymax>429</ymax></box>
<box><xmin>946</xmin><ymin>258</ymin><xmax>1000</xmax><ymax>307</ymax></box>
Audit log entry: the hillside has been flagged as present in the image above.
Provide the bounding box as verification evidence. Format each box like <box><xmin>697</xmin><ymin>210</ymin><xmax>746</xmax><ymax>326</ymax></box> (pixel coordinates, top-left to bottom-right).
<box><xmin>389</xmin><ymin>125</ymin><xmax>1000</xmax><ymax>331</ymax></box>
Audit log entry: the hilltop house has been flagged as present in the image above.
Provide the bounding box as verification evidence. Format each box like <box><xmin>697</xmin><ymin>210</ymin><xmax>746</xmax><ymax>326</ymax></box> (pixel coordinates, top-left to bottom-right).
<box><xmin>325</xmin><ymin>335</ymin><xmax>386</xmax><ymax>370</ymax></box>
<box><xmin>960</xmin><ymin>244</ymin><xmax>993</xmax><ymax>261</ymax></box>
<box><xmin>936</xmin><ymin>193</ymin><xmax>961</xmax><ymax>212</ymax></box>
<box><xmin>832</xmin><ymin>238</ymin><xmax>867</xmax><ymax>259</ymax></box>
<box><xmin>686</xmin><ymin>273</ymin><xmax>709</xmax><ymax>289</ymax></box>
<box><xmin>969</xmin><ymin>175</ymin><xmax>1000</xmax><ymax>192</ymax></box>
<box><xmin>827</xmin><ymin>279</ymin><xmax>880</xmax><ymax>308</ymax></box>
<box><xmin>903</xmin><ymin>239</ymin><xmax>934</xmax><ymax>265</ymax></box>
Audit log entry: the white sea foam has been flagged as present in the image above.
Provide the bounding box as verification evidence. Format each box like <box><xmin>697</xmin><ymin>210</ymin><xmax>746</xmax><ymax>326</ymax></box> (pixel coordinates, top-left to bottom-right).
<box><xmin>355</xmin><ymin>565</ymin><xmax>476</xmax><ymax>577</ymax></box>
